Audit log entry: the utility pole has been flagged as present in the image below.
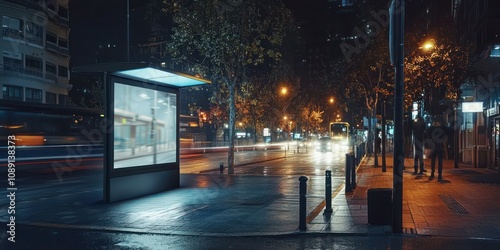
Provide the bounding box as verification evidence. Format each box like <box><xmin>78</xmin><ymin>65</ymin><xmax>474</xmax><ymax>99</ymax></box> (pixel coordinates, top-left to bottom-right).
<box><xmin>390</xmin><ymin>0</ymin><xmax>405</xmax><ymax>234</ymax></box>
<box><xmin>126</xmin><ymin>0</ymin><xmax>130</xmax><ymax>62</ymax></box>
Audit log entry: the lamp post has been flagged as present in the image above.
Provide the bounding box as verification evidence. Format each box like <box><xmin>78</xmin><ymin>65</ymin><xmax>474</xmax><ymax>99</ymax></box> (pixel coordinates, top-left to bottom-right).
<box><xmin>419</xmin><ymin>38</ymin><xmax>436</xmax><ymax>117</ymax></box>
<box><xmin>126</xmin><ymin>0</ymin><xmax>130</xmax><ymax>62</ymax></box>
<box><xmin>238</xmin><ymin>122</ymin><xmax>243</xmax><ymax>145</ymax></box>
<box><xmin>280</xmin><ymin>86</ymin><xmax>289</xmax><ymax>142</ymax></box>
<box><xmin>390</xmin><ymin>0</ymin><xmax>405</xmax><ymax>234</ymax></box>
<box><xmin>283</xmin><ymin>116</ymin><xmax>288</xmax><ymax>142</ymax></box>
<box><xmin>329</xmin><ymin>97</ymin><xmax>334</xmax><ymax>128</ymax></box>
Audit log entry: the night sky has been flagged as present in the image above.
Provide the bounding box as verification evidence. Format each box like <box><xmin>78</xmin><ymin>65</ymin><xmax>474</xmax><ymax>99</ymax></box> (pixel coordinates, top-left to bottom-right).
<box><xmin>69</xmin><ymin>0</ymin><xmax>130</xmax><ymax>67</ymax></box>
<box><xmin>69</xmin><ymin>0</ymin><xmax>327</xmax><ymax>68</ymax></box>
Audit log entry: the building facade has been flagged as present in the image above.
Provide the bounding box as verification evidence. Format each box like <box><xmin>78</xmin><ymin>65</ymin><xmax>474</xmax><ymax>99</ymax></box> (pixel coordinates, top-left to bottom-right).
<box><xmin>454</xmin><ymin>0</ymin><xmax>500</xmax><ymax>171</ymax></box>
<box><xmin>0</xmin><ymin>0</ymin><xmax>71</xmax><ymax>105</ymax></box>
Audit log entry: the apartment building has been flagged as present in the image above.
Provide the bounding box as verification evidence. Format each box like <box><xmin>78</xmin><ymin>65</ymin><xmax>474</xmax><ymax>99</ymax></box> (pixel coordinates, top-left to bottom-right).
<box><xmin>0</xmin><ymin>0</ymin><xmax>71</xmax><ymax>105</ymax></box>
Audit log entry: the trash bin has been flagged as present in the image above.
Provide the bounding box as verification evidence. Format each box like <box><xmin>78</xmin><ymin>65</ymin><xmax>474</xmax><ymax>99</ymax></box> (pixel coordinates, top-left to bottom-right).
<box><xmin>367</xmin><ymin>188</ymin><xmax>392</xmax><ymax>225</ymax></box>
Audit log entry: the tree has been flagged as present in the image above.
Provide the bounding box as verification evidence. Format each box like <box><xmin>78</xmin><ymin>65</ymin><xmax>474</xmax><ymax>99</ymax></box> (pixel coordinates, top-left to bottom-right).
<box><xmin>300</xmin><ymin>103</ymin><xmax>324</xmax><ymax>137</ymax></box>
<box><xmin>405</xmin><ymin>21</ymin><xmax>474</xmax><ymax>116</ymax></box>
<box><xmin>68</xmin><ymin>73</ymin><xmax>104</xmax><ymax>110</ymax></box>
<box><xmin>325</xmin><ymin>0</ymin><xmax>393</xmax><ymax>158</ymax></box>
<box><xmin>164</xmin><ymin>0</ymin><xmax>293</xmax><ymax>173</ymax></box>
<box><xmin>236</xmin><ymin>74</ymin><xmax>267</xmax><ymax>144</ymax></box>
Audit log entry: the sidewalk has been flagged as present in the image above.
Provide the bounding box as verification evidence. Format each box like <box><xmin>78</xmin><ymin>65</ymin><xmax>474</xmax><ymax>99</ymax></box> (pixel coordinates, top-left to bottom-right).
<box><xmin>308</xmin><ymin>153</ymin><xmax>500</xmax><ymax>239</ymax></box>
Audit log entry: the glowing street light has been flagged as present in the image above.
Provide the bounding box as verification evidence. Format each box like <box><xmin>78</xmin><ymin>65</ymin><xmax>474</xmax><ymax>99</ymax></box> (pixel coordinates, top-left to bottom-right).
<box><xmin>281</xmin><ymin>87</ymin><xmax>288</xmax><ymax>95</ymax></box>
<box><xmin>420</xmin><ymin>39</ymin><xmax>435</xmax><ymax>51</ymax></box>
<box><xmin>328</xmin><ymin>97</ymin><xmax>334</xmax><ymax>124</ymax></box>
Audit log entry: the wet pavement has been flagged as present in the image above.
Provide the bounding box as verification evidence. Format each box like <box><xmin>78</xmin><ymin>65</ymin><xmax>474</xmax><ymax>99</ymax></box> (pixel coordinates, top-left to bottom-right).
<box><xmin>345</xmin><ymin>154</ymin><xmax>500</xmax><ymax>239</ymax></box>
<box><xmin>2</xmin><ymin>146</ymin><xmax>500</xmax><ymax>249</ymax></box>
<box><xmin>1</xmin><ymin>173</ymin><xmax>330</xmax><ymax>236</ymax></box>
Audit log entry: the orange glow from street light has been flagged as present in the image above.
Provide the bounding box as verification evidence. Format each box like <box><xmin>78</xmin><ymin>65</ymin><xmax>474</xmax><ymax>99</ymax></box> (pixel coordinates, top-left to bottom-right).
<box><xmin>281</xmin><ymin>87</ymin><xmax>288</xmax><ymax>95</ymax></box>
<box><xmin>421</xmin><ymin>39</ymin><xmax>435</xmax><ymax>51</ymax></box>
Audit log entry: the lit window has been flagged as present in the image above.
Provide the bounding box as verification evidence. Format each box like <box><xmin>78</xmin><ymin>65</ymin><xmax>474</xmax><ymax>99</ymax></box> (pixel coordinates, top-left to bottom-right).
<box><xmin>3</xmin><ymin>85</ymin><xmax>23</xmax><ymax>100</ymax></box>
<box><xmin>25</xmin><ymin>21</ymin><xmax>43</xmax><ymax>46</ymax></box>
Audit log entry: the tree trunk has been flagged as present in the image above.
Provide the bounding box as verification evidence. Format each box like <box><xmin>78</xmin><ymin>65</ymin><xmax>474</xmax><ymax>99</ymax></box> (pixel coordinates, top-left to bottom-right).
<box><xmin>381</xmin><ymin>100</ymin><xmax>387</xmax><ymax>171</ymax></box>
<box><xmin>373</xmin><ymin>107</ymin><xmax>379</xmax><ymax>167</ymax></box>
<box><xmin>367</xmin><ymin>112</ymin><xmax>373</xmax><ymax>154</ymax></box>
<box><xmin>253</xmin><ymin>118</ymin><xmax>258</xmax><ymax>144</ymax></box>
<box><xmin>228</xmin><ymin>80</ymin><xmax>236</xmax><ymax>174</ymax></box>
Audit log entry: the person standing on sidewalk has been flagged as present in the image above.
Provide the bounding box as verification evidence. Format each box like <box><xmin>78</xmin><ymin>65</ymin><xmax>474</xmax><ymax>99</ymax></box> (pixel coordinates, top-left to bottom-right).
<box><xmin>412</xmin><ymin>115</ymin><xmax>426</xmax><ymax>174</ymax></box>
<box><xmin>426</xmin><ymin>119</ymin><xmax>448</xmax><ymax>180</ymax></box>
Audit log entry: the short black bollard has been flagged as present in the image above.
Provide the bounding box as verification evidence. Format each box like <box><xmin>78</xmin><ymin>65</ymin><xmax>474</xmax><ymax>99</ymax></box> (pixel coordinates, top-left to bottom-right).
<box><xmin>356</xmin><ymin>144</ymin><xmax>362</xmax><ymax>166</ymax></box>
<box><xmin>324</xmin><ymin>170</ymin><xmax>332</xmax><ymax>214</ymax></box>
<box><xmin>345</xmin><ymin>153</ymin><xmax>352</xmax><ymax>192</ymax></box>
<box><xmin>219</xmin><ymin>162</ymin><xmax>224</xmax><ymax>174</ymax></box>
<box><xmin>356</xmin><ymin>144</ymin><xmax>361</xmax><ymax>165</ymax></box>
<box><xmin>299</xmin><ymin>176</ymin><xmax>308</xmax><ymax>231</ymax></box>
<box><xmin>350</xmin><ymin>153</ymin><xmax>356</xmax><ymax>189</ymax></box>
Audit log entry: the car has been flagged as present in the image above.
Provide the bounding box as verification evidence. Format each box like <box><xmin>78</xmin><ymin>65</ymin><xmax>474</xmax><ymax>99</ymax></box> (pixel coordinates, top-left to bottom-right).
<box><xmin>316</xmin><ymin>136</ymin><xmax>333</xmax><ymax>152</ymax></box>
<box><xmin>297</xmin><ymin>138</ymin><xmax>309</xmax><ymax>148</ymax></box>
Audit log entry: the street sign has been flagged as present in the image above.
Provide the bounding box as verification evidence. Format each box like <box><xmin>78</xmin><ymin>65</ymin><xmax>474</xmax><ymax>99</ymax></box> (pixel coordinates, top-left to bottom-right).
<box><xmin>462</xmin><ymin>102</ymin><xmax>483</xmax><ymax>113</ymax></box>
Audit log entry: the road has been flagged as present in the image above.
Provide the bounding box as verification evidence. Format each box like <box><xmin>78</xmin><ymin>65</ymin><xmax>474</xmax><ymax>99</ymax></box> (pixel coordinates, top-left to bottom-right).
<box><xmin>4</xmin><ymin>224</ymin><xmax>500</xmax><ymax>250</ymax></box>
<box><xmin>2</xmin><ymin>143</ymin><xmax>500</xmax><ymax>249</ymax></box>
<box><xmin>0</xmin><ymin>143</ymin><xmax>350</xmax><ymax>220</ymax></box>
<box><xmin>1</xmin><ymin>142</ymin><xmax>351</xmax><ymax>177</ymax></box>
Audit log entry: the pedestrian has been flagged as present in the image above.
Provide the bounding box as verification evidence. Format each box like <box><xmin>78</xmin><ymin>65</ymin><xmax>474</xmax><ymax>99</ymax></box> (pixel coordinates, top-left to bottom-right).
<box><xmin>411</xmin><ymin>115</ymin><xmax>426</xmax><ymax>174</ymax></box>
<box><xmin>375</xmin><ymin>128</ymin><xmax>381</xmax><ymax>154</ymax></box>
<box><xmin>425</xmin><ymin>119</ymin><xmax>447</xmax><ymax>180</ymax></box>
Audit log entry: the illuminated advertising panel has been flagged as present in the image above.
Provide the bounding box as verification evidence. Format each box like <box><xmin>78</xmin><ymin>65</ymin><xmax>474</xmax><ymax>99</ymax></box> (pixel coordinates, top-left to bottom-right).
<box><xmin>113</xmin><ymin>82</ymin><xmax>177</xmax><ymax>169</ymax></box>
<box><xmin>73</xmin><ymin>64</ymin><xmax>209</xmax><ymax>203</ymax></box>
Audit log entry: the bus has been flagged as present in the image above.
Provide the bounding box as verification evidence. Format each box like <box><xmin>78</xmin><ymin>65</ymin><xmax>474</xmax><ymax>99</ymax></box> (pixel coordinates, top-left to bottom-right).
<box><xmin>329</xmin><ymin>121</ymin><xmax>350</xmax><ymax>143</ymax></box>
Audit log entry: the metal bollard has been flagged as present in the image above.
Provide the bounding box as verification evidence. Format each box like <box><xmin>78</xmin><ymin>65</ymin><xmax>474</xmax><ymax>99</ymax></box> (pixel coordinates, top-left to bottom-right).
<box><xmin>356</xmin><ymin>144</ymin><xmax>361</xmax><ymax>166</ymax></box>
<box><xmin>350</xmin><ymin>153</ymin><xmax>356</xmax><ymax>189</ymax></box>
<box><xmin>324</xmin><ymin>170</ymin><xmax>333</xmax><ymax>214</ymax></box>
<box><xmin>219</xmin><ymin>162</ymin><xmax>224</xmax><ymax>174</ymax></box>
<box><xmin>299</xmin><ymin>176</ymin><xmax>308</xmax><ymax>231</ymax></box>
<box><xmin>358</xmin><ymin>144</ymin><xmax>362</xmax><ymax>165</ymax></box>
<box><xmin>345</xmin><ymin>153</ymin><xmax>352</xmax><ymax>192</ymax></box>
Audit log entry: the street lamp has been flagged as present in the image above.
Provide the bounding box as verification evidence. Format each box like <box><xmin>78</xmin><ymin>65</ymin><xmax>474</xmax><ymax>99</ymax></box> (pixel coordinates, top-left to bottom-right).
<box><xmin>328</xmin><ymin>97</ymin><xmax>334</xmax><ymax>124</ymax></box>
<box><xmin>281</xmin><ymin>87</ymin><xmax>288</xmax><ymax>95</ymax></box>
<box><xmin>283</xmin><ymin>116</ymin><xmax>289</xmax><ymax>142</ymax></box>
<box><xmin>420</xmin><ymin>39</ymin><xmax>435</xmax><ymax>52</ymax></box>
<box><xmin>418</xmin><ymin>38</ymin><xmax>436</xmax><ymax>117</ymax></box>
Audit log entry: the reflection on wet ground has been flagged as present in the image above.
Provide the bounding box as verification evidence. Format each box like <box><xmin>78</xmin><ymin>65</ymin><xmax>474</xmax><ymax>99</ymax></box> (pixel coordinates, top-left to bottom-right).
<box><xmin>183</xmin><ymin>144</ymin><xmax>350</xmax><ymax>177</ymax></box>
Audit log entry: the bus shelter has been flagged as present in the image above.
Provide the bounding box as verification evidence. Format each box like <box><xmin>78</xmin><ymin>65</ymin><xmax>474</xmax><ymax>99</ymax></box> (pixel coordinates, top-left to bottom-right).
<box><xmin>73</xmin><ymin>63</ymin><xmax>210</xmax><ymax>202</ymax></box>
